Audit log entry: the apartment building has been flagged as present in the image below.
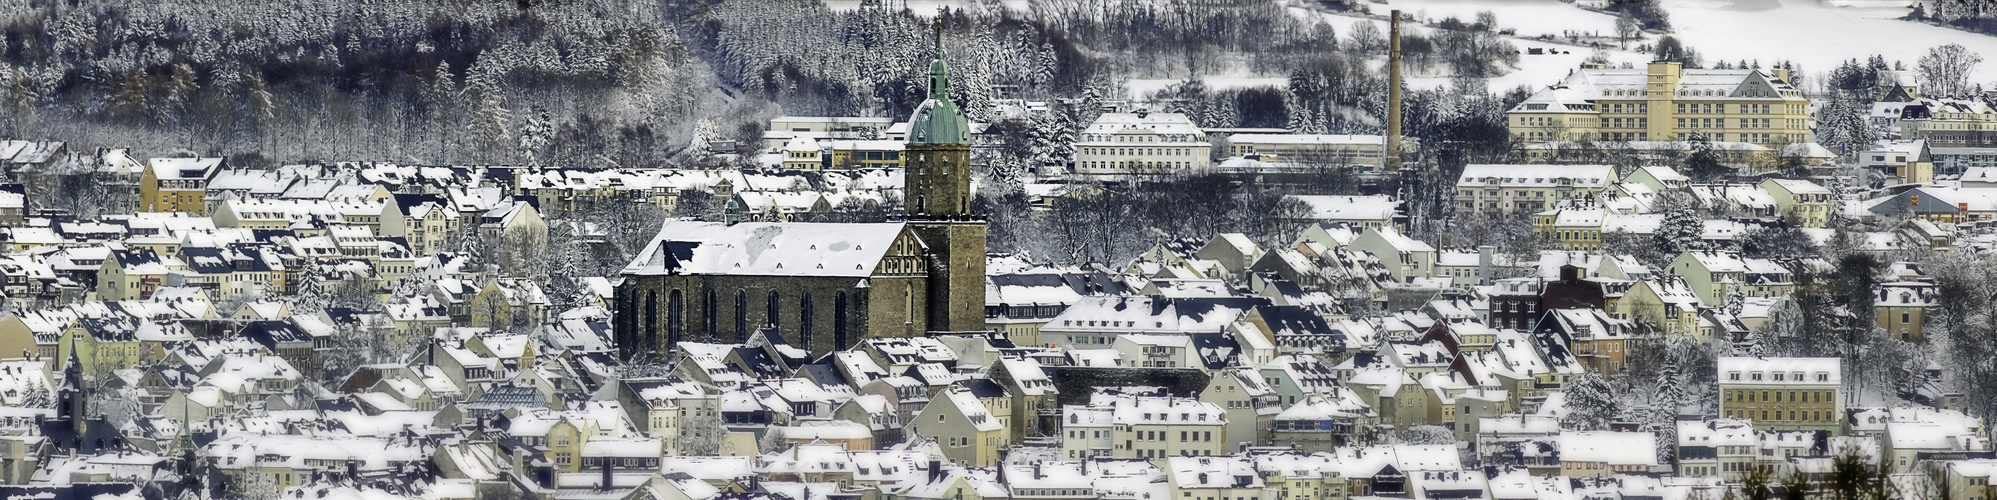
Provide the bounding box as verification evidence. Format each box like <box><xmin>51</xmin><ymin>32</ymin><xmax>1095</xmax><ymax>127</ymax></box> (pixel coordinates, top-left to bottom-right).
<box><xmin>1074</xmin><ymin>112</ymin><xmax>1211</xmax><ymax>175</ymax></box>
<box><xmin>1060</xmin><ymin>392</ymin><xmax>1227</xmax><ymax>461</ymax></box>
<box><xmin>1454</xmin><ymin>164</ymin><xmax>1616</xmax><ymax>216</ymax></box>
<box><xmin>1759</xmin><ymin>178</ymin><xmax>1835</xmax><ymax>228</ymax></box>
<box><xmin>1717</xmin><ymin>357</ymin><xmax>1841</xmax><ymax>432</ymax></box>
<box><xmin>1507</xmin><ymin>62</ymin><xmax>1810</xmax><ymax>149</ymax></box>
<box><xmin>141</xmin><ymin>157</ymin><xmax>225</xmax><ymax>215</ymax></box>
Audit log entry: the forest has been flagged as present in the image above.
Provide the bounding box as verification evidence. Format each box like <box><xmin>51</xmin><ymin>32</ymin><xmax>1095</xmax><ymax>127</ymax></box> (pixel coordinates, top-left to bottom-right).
<box><xmin>0</xmin><ymin>0</ymin><xmax>1532</xmax><ymax>268</ymax></box>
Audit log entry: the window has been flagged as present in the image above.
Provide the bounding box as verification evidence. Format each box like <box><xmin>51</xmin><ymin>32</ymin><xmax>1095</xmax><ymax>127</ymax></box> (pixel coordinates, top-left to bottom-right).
<box><xmin>733</xmin><ymin>291</ymin><xmax>749</xmax><ymax>341</ymax></box>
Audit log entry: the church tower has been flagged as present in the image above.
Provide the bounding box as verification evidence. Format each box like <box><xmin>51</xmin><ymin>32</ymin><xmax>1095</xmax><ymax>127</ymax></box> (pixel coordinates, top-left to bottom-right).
<box><xmin>905</xmin><ymin>21</ymin><xmax>986</xmax><ymax>333</ymax></box>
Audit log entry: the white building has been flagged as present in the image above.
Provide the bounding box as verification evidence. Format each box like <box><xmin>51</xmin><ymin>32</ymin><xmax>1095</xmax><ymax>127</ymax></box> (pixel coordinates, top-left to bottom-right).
<box><xmin>1225</xmin><ymin>134</ymin><xmax>1384</xmax><ymax>170</ymax></box>
<box><xmin>1059</xmin><ymin>391</ymin><xmax>1227</xmax><ymax>461</ymax></box>
<box><xmin>1454</xmin><ymin>164</ymin><xmax>1617</xmax><ymax>216</ymax></box>
<box><xmin>1074</xmin><ymin>112</ymin><xmax>1211</xmax><ymax>175</ymax></box>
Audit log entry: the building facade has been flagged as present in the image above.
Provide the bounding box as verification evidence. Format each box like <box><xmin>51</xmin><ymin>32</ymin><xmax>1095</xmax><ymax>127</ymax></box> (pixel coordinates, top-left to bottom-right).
<box><xmin>1717</xmin><ymin>357</ymin><xmax>1841</xmax><ymax>432</ymax></box>
<box><xmin>1073</xmin><ymin>112</ymin><xmax>1211</xmax><ymax>175</ymax></box>
<box><xmin>1507</xmin><ymin>62</ymin><xmax>1810</xmax><ymax>149</ymax></box>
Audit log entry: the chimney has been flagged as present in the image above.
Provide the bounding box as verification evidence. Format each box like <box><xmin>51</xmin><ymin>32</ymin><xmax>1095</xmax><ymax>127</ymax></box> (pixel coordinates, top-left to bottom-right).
<box><xmin>602</xmin><ymin>454</ymin><xmax>614</xmax><ymax>490</ymax></box>
<box><xmin>1560</xmin><ymin>265</ymin><xmax>1580</xmax><ymax>283</ymax></box>
<box><xmin>1477</xmin><ymin>246</ymin><xmax>1496</xmax><ymax>286</ymax></box>
<box><xmin>1386</xmin><ymin>10</ymin><xmax>1404</xmax><ymax>174</ymax></box>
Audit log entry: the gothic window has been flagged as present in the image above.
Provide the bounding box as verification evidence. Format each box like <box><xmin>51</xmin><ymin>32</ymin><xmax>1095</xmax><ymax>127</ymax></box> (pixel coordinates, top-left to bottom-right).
<box><xmin>800</xmin><ymin>295</ymin><xmax>815</xmax><ymax>352</ymax></box>
<box><xmin>768</xmin><ymin>290</ymin><xmax>781</xmax><ymax>328</ymax></box>
<box><xmin>668</xmin><ymin>290</ymin><xmax>683</xmax><ymax>346</ymax></box>
<box><xmin>835</xmin><ymin>292</ymin><xmax>850</xmax><ymax>350</ymax></box>
<box><xmin>734</xmin><ymin>291</ymin><xmax>748</xmax><ymax>342</ymax></box>
<box><xmin>645</xmin><ymin>291</ymin><xmax>658</xmax><ymax>350</ymax></box>
<box><xmin>703</xmin><ymin>289</ymin><xmax>716</xmax><ymax>336</ymax></box>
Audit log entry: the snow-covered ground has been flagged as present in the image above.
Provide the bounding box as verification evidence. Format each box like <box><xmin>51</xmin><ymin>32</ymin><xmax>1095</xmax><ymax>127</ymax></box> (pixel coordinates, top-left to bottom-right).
<box><xmin>1280</xmin><ymin>4</ymin><xmax>1653</xmax><ymax>92</ymax></box>
<box><xmin>1373</xmin><ymin>0</ymin><xmax>1622</xmax><ymax>38</ymax></box>
<box><xmin>1659</xmin><ymin>0</ymin><xmax>1997</xmax><ymax>86</ymax></box>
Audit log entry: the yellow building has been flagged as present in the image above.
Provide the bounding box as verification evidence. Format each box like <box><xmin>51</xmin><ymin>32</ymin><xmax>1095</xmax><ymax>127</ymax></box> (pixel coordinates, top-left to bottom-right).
<box><xmin>1717</xmin><ymin>357</ymin><xmax>1841</xmax><ymax>432</ymax></box>
<box><xmin>911</xmin><ymin>385</ymin><xmax>1006</xmax><ymax>467</ymax></box>
<box><xmin>1876</xmin><ymin>281</ymin><xmax>1936</xmax><ymax>342</ymax></box>
<box><xmin>1759</xmin><ymin>178</ymin><xmax>1835</xmax><ymax>228</ymax></box>
<box><xmin>140</xmin><ymin>157</ymin><xmax>223</xmax><ymax>215</ymax></box>
<box><xmin>58</xmin><ymin>318</ymin><xmax>148</xmax><ymax>376</ymax></box>
<box><xmin>827</xmin><ymin>140</ymin><xmax>906</xmax><ymax>169</ymax></box>
<box><xmin>1508</xmin><ymin>62</ymin><xmax>1810</xmax><ymax>149</ymax></box>
<box><xmin>98</xmin><ymin>248</ymin><xmax>182</xmax><ymax>302</ymax></box>
<box><xmin>1612</xmin><ymin>278</ymin><xmax>1704</xmax><ymax>339</ymax></box>
<box><xmin>1534</xmin><ymin>207</ymin><xmax>1607</xmax><ymax>251</ymax></box>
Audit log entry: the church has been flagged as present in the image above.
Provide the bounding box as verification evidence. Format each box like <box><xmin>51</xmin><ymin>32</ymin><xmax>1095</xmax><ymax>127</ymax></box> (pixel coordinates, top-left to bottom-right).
<box><xmin>614</xmin><ymin>29</ymin><xmax>985</xmax><ymax>360</ymax></box>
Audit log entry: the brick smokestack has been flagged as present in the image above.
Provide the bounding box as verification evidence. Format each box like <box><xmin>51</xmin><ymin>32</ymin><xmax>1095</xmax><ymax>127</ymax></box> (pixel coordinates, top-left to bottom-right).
<box><xmin>1387</xmin><ymin>10</ymin><xmax>1403</xmax><ymax>173</ymax></box>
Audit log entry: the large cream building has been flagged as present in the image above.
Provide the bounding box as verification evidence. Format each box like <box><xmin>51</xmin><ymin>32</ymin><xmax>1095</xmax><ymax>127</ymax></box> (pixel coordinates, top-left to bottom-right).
<box><xmin>1508</xmin><ymin>62</ymin><xmax>1811</xmax><ymax>149</ymax></box>
<box><xmin>1074</xmin><ymin>112</ymin><xmax>1211</xmax><ymax>175</ymax></box>
<box><xmin>1718</xmin><ymin>357</ymin><xmax>1842</xmax><ymax>432</ymax></box>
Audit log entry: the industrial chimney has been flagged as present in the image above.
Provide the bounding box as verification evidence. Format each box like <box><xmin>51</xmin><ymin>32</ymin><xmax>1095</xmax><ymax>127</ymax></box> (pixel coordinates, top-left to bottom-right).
<box><xmin>1387</xmin><ymin>10</ymin><xmax>1404</xmax><ymax>174</ymax></box>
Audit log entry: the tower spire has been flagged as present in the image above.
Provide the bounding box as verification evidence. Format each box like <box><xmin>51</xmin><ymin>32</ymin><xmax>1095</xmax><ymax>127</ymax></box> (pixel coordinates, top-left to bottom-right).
<box><xmin>929</xmin><ymin>18</ymin><xmax>949</xmax><ymax>100</ymax></box>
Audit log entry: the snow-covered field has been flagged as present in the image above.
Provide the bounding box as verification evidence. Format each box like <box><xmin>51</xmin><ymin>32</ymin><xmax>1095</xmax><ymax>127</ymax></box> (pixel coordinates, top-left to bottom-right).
<box><xmin>871</xmin><ymin>0</ymin><xmax>1997</xmax><ymax>98</ymax></box>
<box><xmin>1286</xmin><ymin>0</ymin><xmax>1997</xmax><ymax>92</ymax></box>
<box><xmin>1281</xmin><ymin>3</ymin><xmax>1654</xmax><ymax>92</ymax></box>
<box><xmin>1374</xmin><ymin>0</ymin><xmax>1622</xmax><ymax>38</ymax></box>
<box><xmin>1660</xmin><ymin>0</ymin><xmax>1997</xmax><ymax>86</ymax></box>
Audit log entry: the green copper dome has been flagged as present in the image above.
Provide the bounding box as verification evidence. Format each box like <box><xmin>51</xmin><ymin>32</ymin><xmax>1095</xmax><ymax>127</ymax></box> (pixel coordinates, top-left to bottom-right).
<box><xmin>907</xmin><ymin>22</ymin><xmax>968</xmax><ymax>145</ymax></box>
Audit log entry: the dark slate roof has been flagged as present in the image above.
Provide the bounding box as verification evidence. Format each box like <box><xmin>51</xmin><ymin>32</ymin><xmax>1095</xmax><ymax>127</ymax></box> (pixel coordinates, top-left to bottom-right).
<box><xmin>1170</xmin><ymin>297</ymin><xmax>1270</xmax><ymax>322</ymax></box>
<box><xmin>1190</xmin><ymin>333</ymin><xmax>1239</xmax><ymax>370</ymax></box>
<box><xmin>179</xmin><ymin>247</ymin><xmax>233</xmax><ymax>274</ymax></box>
<box><xmin>248</xmin><ymin>229</ymin><xmax>296</xmax><ymax>241</ymax></box>
<box><xmin>111</xmin><ymin>248</ymin><xmax>162</xmax><ymax>268</ymax></box>
<box><xmin>392</xmin><ymin>193</ymin><xmax>449</xmax><ymax>214</ymax></box>
<box><xmin>797</xmin><ymin>364</ymin><xmax>850</xmax><ymax>389</ymax></box>
<box><xmin>958</xmin><ymin>378</ymin><xmax>1008</xmax><ymax>399</ymax></box>
<box><xmin>463</xmin><ymin>386</ymin><xmax>545</xmax><ymax>418</ymax></box>
<box><xmin>734</xmin><ymin>348</ymin><xmax>787</xmax><ymax>376</ymax></box>
<box><xmin>1255</xmin><ymin>305</ymin><xmax>1340</xmax><ymax>338</ymax></box>
<box><xmin>41</xmin><ymin>416</ymin><xmax>129</xmax><ymax>455</ymax></box>
<box><xmin>236</xmin><ymin>320</ymin><xmax>311</xmax><ymax>351</ymax></box>
<box><xmin>77</xmin><ymin>317</ymin><xmax>139</xmax><ymax>342</ymax></box>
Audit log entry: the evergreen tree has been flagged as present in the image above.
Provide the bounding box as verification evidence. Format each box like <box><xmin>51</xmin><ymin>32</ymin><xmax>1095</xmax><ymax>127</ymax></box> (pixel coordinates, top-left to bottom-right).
<box><xmin>1653</xmin><ymin>204</ymin><xmax>1706</xmax><ymax>259</ymax></box>
<box><xmin>1562</xmin><ymin>369</ymin><xmax>1620</xmax><ymax>431</ymax></box>
<box><xmin>1681</xmin><ymin>132</ymin><xmax>1728</xmax><ymax>182</ymax></box>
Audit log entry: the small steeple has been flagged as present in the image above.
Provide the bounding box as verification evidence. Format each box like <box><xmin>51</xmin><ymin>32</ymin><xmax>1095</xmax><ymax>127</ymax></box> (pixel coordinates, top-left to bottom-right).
<box><xmin>929</xmin><ymin>18</ymin><xmax>949</xmax><ymax>100</ymax></box>
<box><xmin>177</xmin><ymin>403</ymin><xmax>196</xmax><ymax>453</ymax></box>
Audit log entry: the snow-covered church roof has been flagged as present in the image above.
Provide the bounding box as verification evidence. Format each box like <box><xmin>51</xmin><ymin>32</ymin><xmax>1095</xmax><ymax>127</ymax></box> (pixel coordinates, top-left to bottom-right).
<box><xmin>621</xmin><ymin>221</ymin><xmax>919</xmax><ymax>278</ymax></box>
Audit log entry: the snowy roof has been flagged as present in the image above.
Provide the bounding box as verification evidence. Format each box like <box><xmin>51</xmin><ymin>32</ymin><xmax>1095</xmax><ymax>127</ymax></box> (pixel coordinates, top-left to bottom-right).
<box><xmin>622</xmin><ymin>221</ymin><xmax>916</xmax><ymax>277</ymax></box>
<box><xmin>1457</xmin><ymin>164</ymin><xmax>1615</xmax><ymax>188</ymax></box>
<box><xmin>1284</xmin><ymin>195</ymin><xmax>1399</xmax><ymax>222</ymax></box>
<box><xmin>1228</xmin><ymin>134</ymin><xmax>1384</xmax><ymax>146</ymax></box>
<box><xmin>1718</xmin><ymin>357</ymin><xmax>1840</xmax><ymax>385</ymax></box>
<box><xmin>1081</xmin><ymin>113</ymin><xmax>1206</xmax><ymax>139</ymax></box>
<box><xmin>1560</xmin><ymin>431</ymin><xmax>1659</xmax><ymax>466</ymax></box>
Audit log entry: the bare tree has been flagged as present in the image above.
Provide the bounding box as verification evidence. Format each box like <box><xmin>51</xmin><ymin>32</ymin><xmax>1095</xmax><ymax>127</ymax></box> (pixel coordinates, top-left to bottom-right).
<box><xmin>1918</xmin><ymin>43</ymin><xmax>1982</xmax><ymax>98</ymax></box>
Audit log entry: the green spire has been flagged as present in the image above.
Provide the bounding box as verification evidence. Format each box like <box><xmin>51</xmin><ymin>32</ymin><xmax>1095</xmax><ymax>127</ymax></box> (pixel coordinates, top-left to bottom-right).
<box><xmin>178</xmin><ymin>403</ymin><xmax>195</xmax><ymax>453</ymax></box>
<box><xmin>929</xmin><ymin>18</ymin><xmax>949</xmax><ymax>100</ymax></box>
